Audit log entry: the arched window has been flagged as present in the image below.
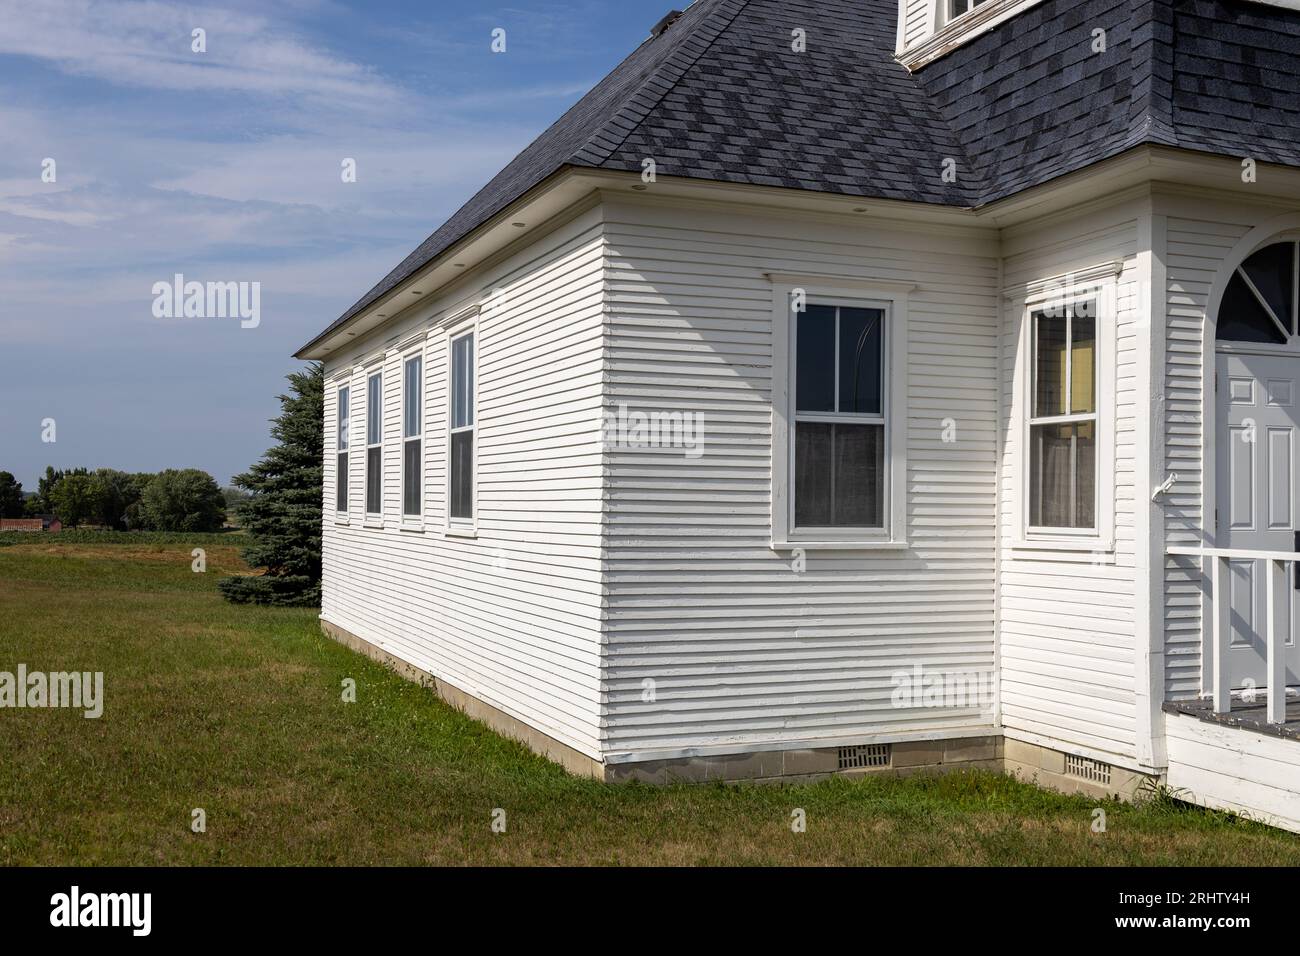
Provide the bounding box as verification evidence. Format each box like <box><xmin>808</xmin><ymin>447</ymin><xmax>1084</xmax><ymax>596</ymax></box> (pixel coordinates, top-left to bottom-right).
<box><xmin>1217</xmin><ymin>241</ymin><xmax>1300</xmax><ymax>345</ymax></box>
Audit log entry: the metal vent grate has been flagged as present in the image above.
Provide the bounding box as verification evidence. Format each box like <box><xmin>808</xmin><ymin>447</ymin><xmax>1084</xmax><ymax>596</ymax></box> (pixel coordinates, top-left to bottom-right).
<box><xmin>837</xmin><ymin>744</ymin><xmax>891</xmax><ymax>770</ymax></box>
<box><xmin>1064</xmin><ymin>754</ymin><xmax>1111</xmax><ymax>785</ymax></box>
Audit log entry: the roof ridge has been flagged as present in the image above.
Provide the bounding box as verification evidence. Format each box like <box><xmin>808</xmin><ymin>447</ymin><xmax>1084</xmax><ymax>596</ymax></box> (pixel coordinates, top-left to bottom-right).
<box><xmin>569</xmin><ymin>0</ymin><xmax>751</xmax><ymax>168</ymax></box>
<box><xmin>1126</xmin><ymin>0</ymin><xmax>1179</xmax><ymax>150</ymax></box>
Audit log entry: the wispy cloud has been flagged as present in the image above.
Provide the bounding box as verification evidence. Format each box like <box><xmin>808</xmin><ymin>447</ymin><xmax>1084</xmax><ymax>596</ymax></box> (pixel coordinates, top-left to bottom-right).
<box><xmin>0</xmin><ymin>0</ymin><xmax>404</xmax><ymax>109</ymax></box>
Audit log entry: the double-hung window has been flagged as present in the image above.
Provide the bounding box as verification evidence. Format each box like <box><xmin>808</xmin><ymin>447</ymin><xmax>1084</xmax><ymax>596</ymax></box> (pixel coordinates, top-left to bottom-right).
<box><xmin>1028</xmin><ymin>298</ymin><xmax>1097</xmax><ymax>530</ymax></box>
<box><xmin>793</xmin><ymin>302</ymin><xmax>888</xmax><ymax>529</ymax></box>
<box><xmin>365</xmin><ymin>371</ymin><xmax>382</xmax><ymax>515</ymax></box>
<box><xmin>448</xmin><ymin>331</ymin><xmax>475</xmax><ymax>523</ymax></box>
<box><xmin>402</xmin><ymin>353</ymin><xmax>423</xmax><ymax>517</ymax></box>
<box><xmin>336</xmin><ymin>386</ymin><xmax>350</xmax><ymax>513</ymax></box>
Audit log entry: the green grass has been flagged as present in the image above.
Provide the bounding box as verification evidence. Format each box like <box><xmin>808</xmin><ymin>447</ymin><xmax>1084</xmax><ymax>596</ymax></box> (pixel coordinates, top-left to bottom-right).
<box><xmin>1</xmin><ymin>541</ymin><xmax>1297</xmax><ymax>866</ymax></box>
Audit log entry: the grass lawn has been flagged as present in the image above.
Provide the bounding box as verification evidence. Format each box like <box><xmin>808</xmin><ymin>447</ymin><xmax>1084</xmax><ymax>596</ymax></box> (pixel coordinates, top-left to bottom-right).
<box><xmin>1</xmin><ymin>539</ymin><xmax>1298</xmax><ymax>866</ymax></box>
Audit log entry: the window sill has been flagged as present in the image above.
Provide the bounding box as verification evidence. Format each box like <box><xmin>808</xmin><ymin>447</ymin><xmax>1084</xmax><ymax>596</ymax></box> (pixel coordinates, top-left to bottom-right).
<box><xmin>400</xmin><ymin>520</ymin><xmax>425</xmax><ymax>533</ymax></box>
<box><xmin>334</xmin><ymin>514</ymin><xmax>350</xmax><ymax>526</ymax></box>
<box><xmin>363</xmin><ymin>516</ymin><xmax>385</xmax><ymax>530</ymax></box>
<box><xmin>772</xmin><ymin>539</ymin><xmax>908</xmax><ymax>552</ymax></box>
<box><xmin>444</xmin><ymin>526</ymin><xmax>477</xmax><ymax>540</ymax></box>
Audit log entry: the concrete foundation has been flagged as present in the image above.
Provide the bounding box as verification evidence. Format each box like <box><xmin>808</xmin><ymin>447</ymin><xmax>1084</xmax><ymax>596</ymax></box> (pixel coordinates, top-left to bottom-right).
<box><xmin>321</xmin><ymin>619</ymin><xmax>1159</xmax><ymax>798</ymax></box>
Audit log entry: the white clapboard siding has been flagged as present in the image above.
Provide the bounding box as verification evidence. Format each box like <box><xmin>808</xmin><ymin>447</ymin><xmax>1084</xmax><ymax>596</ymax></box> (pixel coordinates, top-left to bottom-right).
<box><xmin>1159</xmin><ymin>203</ymin><xmax>1258</xmax><ymax>698</ymax></box>
<box><xmin>599</xmin><ymin>197</ymin><xmax>1001</xmax><ymax>759</ymax></box>
<box><xmin>902</xmin><ymin>0</ymin><xmax>933</xmax><ymax>47</ymax></box>
<box><xmin>320</xmin><ymin>208</ymin><xmax>608</xmax><ymax>759</ymax></box>
<box><xmin>998</xmin><ymin>204</ymin><xmax>1142</xmax><ymax>762</ymax></box>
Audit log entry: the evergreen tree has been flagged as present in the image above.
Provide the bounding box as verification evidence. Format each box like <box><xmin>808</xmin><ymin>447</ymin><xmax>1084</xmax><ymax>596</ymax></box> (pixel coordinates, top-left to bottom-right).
<box><xmin>0</xmin><ymin>472</ymin><xmax>23</xmax><ymax>518</ymax></box>
<box><xmin>219</xmin><ymin>364</ymin><xmax>323</xmax><ymax>606</ymax></box>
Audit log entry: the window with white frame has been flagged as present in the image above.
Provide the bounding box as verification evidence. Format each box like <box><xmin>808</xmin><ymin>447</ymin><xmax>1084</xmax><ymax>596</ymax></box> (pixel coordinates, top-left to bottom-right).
<box><xmin>402</xmin><ymin>353</ymin><xmax>423</xmax><ymax>517</ymax></box>
<box><xmin>948</xmin><ymin>0</ymin><xmax>990</xmax><ymax>21</ymax></box>
<box><xmin>365</xmin><ymin>371</ymin><xmax>382</xmax><ymax>515</ymax></box>
<box><xmin>448</xmin><ymin>331</ymin><xmax>475</xmax><ymax>522</ymax></box>
<box><xmin>1028</xmin><ymin>297</ymin><xmax>1097</xmax><ymax>530</ymax></box>
<box><xmin>336</xmin><ymin>385</ymin><xmax>350</xmax><ymax>513</ymax></box>
<box><xmin>792</xmin><ymin>302</ymin><xmax>888</xmax><ymax>529</ymax></box>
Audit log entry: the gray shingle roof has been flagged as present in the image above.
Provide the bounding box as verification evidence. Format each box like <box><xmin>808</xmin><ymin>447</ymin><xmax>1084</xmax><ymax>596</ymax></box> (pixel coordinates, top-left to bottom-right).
<box><xmin>301</xmin><ymin>0</ymin><xmax>1300</xmax><ymax>353</ymax></box>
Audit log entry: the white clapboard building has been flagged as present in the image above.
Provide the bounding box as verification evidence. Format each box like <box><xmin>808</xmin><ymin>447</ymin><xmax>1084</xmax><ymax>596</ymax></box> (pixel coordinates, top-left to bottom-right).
<box><xmin>297</xmin><ymin>0</ymin><xmax>1300</xmax><ymax>831</ymax></box>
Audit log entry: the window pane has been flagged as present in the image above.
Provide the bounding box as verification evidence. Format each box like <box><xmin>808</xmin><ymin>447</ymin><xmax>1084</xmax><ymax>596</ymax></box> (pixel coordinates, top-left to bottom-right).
<box><xmin>1218</xmin><ymin>271</ymin><xmax>1288</xmax><ymax>344</ymax></box>
<box><xmin>450</xmin><ymin>431</ymin><xmax>473</xmax><ymax>519</ymax></box>
<box><xmin>404</xmin><ymin>357</ymin><xmax>422</xmax><ymax>438</ymax></box>
<box><xmin>794</xmin><ymin>422</ymin><xmax>884</xmax><ymax>528</ymax></box>
<box><xmin>833</xmin><ymin>423</ymin><xmax>885</xmax><ymax>526</ymax></box>
<box><xmin>403</xmin><ymin>440</ymin><xmax>421</xmax><ymax>516</ymax></box>
<box><xmin>336</xmin><ymin>452</ymin><xmax>348</xmax><ymax>511</ymax></box>
<box><xmin>1070</xmin><ymin>306</ymin><xmax>1096</xmax><ymax>414</ymax></box>
<box><xmin>452</xmin><ymin>335</ymin><xmax>474</xmax><ymax>429</ymax></box>
<box><xmin>366</xmin><ymin>446</ymin><xmax>381</xmax><ymax>513</ymax></box>
<box><xmin>794</xmin><ymin>422</ymin><xmax>832</xmax><ymax>526</ymax></box>
<box><xmin>367</xmin><ymin>374</ymin><xmax>382</xmax><ymax>444</ymax></box>
<box><xmin>838</xmin><ymin>307</ymin><xmax>884</xmax><ymax>415</ymax></box>
<box><xmin>1239</xmin><ymin>242</ymin><xmax>1294</xmax><ymax>333</ymax></box>
<box><xmin>1030</xmin><ymin>421</ymin><xmax>1095</xmax><ymax>529</ymax></box>
<box><xmin>796</xmin><ymin>304</ymin><xmax>836</xmax><ymax>413</ymax></box>
<box><xmin>1034</xmin><ymin>310</ymin><xmax>1067</xmax><ymax>417</ymax></box>
<box><xmin>338</xmin><ymin>388</ymin><xmax>349</xmax><ymax>449</ymax></box>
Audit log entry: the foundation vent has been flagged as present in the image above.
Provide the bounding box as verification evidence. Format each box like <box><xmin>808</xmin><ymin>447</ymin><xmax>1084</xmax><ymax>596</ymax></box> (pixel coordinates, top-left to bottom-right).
<box><xmin>1064</xmin><ymin>754</ymin><xmax>1112</xmax><ymax>785</ymax></box>
<box><xmin>837</xmin><ymin>744</ymin><xmax>891</xmax><ymax>770</ymax></box>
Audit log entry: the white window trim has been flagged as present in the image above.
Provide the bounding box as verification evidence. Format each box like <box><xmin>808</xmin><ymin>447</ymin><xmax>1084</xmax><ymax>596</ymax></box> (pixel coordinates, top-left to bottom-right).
<box><xmin>1012</xmin><ymin>276</ymin><xmax>1116</xmax><ymax>554</ymax></box>
<box><xmin>364</xmin><ymin>368</ymin><xmax>384</xmax><ymax>526</ymax></box>
<box><xmin>334</xmin><ymin>382</ymin><xmax>351</xmax><ymax>525</ymax></box>
<box><xmin>445</xmin><ymin>316</ymin><xmax>479</xmax><ymax>538</ymax></box>
<box><xmin>769</xmin><ymin>275</ymin><xmax>912</xmax><ymax>551</ymax></box>
<box><xmin>399</xmin><ymin>345</ymin><xmax>426</xmax><ymax>531</ymax></box>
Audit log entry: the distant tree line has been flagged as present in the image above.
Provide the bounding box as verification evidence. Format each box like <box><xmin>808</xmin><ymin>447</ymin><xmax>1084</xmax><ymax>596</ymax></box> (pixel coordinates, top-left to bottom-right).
<box><xmin>0</xmin><ymin>466</ymin><xmax>228</xmax><ymax>532</ymax></box>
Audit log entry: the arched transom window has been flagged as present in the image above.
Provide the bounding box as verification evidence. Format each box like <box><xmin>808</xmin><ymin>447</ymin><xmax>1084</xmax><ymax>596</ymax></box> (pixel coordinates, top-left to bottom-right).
<box><xmin>1217</xmin><ymin>240</ymin><xmax>1300</xmax><ymax>345</ymax></box>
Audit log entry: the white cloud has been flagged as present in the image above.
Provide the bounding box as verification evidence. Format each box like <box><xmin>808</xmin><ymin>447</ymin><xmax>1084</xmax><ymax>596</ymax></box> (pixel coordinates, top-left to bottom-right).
<box><xmin>0</xmin><ymin>0</ymin><xmax>405</xmax><ymax>110</ymax></box>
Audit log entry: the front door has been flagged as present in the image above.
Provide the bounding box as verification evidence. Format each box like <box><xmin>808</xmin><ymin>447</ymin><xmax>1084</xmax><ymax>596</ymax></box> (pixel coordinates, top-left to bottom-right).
<box><xmin>1215</xmin><ymin>351</ymin><xmax>1300</xmax><ymax>689</ymax></box>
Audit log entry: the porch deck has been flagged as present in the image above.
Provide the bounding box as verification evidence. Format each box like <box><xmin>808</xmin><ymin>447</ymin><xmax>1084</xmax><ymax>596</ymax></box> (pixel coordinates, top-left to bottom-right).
<box><xmin>1161</xmin><ymin>696</ymin><xmax>1300</xmax><ymax>834</ymax></box>
<box><xmin>1163</xmin><ymin>695</ymin><xmax>1300</xmax><ymax>742</ymax></box>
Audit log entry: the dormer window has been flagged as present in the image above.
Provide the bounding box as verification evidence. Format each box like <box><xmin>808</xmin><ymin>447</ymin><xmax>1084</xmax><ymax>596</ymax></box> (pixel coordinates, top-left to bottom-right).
<box><xmin>948</xmin><ymin>0</ymin><xmax>990</xmax><ymax>21</ymax></box>
<box><xmin>898</xmin><ymin>0</ymin><xmax>1038</xmax><ymax>70</ymax></box>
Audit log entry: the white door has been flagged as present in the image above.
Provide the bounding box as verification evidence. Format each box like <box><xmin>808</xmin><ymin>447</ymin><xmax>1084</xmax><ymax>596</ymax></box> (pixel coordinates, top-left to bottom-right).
<box><xmin>1216</xmin><ymin>351</ymin><xmax>1300</xmax><ymax>689</ymax></box>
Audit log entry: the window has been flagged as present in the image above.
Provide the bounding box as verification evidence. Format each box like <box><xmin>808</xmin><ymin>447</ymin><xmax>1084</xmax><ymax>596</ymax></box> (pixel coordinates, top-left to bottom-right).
<box><xmin>449</xmin><ymin>331</ymin><xmax>474</xmax><ymax>522</ymax></box>
<box><xmin>336</xmin><ymin>386</ymin><xmax>350</xmax><ymax>513</ymax></box>
<box><xmin>365</xmin><ymin>371</ymin><xmax>382</xmax><ymax>515</ymax></box>
<box><xmin>1216</xmin><ymin>241</ymin><xmax>1299</xmax><ymax>345</ymax></box>
<box><xmin>948</xmin><ymin>0</ymin><xmax>990</xmax><ymax>21</ymax></box>
<box><xmin>793</xmin><ymin>303</ymin><xmax>887</xmax><ymax>529</ymax></box>
<box><xmin>1028</xmin><ymin>299</ymin><xmax>1097</xmax><ymax>529</ymax></box>
<box><xmin>402</xmin><ymin>354</ymin><xmax>423</xmax><ymax>517</ymax></box>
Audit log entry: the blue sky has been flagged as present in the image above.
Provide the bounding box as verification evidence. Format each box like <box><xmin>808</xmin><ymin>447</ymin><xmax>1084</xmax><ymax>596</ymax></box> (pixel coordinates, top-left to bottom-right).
<box><xmin>0</xmin><ymin>0</ymin><xmax>654</xmax><ymax>489</ymax></box>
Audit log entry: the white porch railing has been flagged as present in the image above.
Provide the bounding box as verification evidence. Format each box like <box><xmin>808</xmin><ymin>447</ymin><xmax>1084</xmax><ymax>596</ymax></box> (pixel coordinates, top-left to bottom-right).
<box><xmin>1167</xmin><ymin>546</ymin><xmax>1297</xmax><ymax>725</ymax></box>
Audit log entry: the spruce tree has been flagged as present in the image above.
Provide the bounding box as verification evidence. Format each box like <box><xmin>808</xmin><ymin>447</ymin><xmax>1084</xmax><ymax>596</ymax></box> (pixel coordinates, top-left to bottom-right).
<box><xmin>219</xmin><ymin>364</ymin><xmax>323</xmax><ymax>606</ymax></box>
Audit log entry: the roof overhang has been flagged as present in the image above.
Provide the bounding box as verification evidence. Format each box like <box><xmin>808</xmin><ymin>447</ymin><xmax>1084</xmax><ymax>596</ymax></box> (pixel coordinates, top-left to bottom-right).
<box><xmin>298</xmin><ymin>146</ymin><xmax>1300</xmax><ymax>361</ymax></box>
<box><xmin>295</xmin><ymin>166</ymin><xmax>605</xmax><ymax>360</ymax></box>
